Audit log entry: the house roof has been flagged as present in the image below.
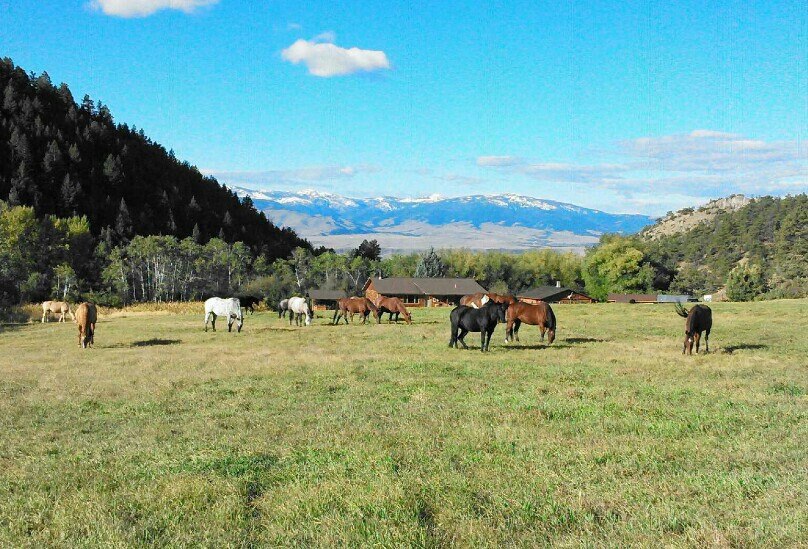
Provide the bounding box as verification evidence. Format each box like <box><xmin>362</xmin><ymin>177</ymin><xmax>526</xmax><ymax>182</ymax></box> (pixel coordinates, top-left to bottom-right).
<box><xmin>309</xmin><ymin>289</ymin><xmax>349</xmax><ymax>301</ymax></box>
<box><xmin>365</xmin><ymin>277</ymin><xmax>487</xmax><ymax>296</ymax></box>
<box><xmin>517</xmin><ymin>286</ymin><xmax>575</xmax><ymax>301</ymax></box>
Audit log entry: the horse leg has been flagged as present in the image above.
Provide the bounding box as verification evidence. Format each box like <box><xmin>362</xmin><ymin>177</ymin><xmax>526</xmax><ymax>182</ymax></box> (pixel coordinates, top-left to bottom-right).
<box><xmin>228</xmin><ymin>316</ymin><xmax>234</xmax><ymax>332</ymax></box>
<box><xmin>705</xmin><ymin>329</ymin><xmax>710</xmax><ymax>353</ymax></box>
<box><xmin>513</xmin><ymin>319</ymin><xmax>522</xmax><ymax>342</ymax></box>
<box><xmin>457</xmin><ymin>328</ymin><xmax>469</xmax><ymax>349</ymax></box>
<box><xmin>449</xmin><ymin>322</ymin><xmax>457</xmax><ymax>348</ymax></box>
<box><xmin>481</xmin><ymin>328</ymin><xmax>488</xmax><ymax>352</ymax></box>
<box><xmin>505</xmin><ymin>318</ymin><xmax>514</xmax><ymax>343</ymax></box>
<box><xmin>211</xmin><ymin>313</ymin><xmax>217</xmax><ymax>332</ymax></box>
<box><xmin>695</xmin><ymin>332</ymin><xmax>701</xmax><ymax>354</ymax></box>
<box><xmin>42</xmin><ymin>310</ymin><xmax>47</xmax><ymax>323</ymax></box>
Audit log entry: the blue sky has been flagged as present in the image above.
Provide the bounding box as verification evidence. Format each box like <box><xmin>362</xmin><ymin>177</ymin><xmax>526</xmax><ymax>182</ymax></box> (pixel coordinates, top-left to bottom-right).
<box><xmin>1</xmin><ymin>0</ymin><xmax>806</xmax><ymax>215</ymax></box>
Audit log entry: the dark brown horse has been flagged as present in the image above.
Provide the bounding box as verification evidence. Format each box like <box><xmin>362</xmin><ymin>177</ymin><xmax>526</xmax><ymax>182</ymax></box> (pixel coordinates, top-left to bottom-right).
<box><xmin>505</xmin><ymin>301</ymin><xmax>556</xmax><ymax>344</ymax></box>
<box><xmin>675</xmin><ymin>303</ymin><xmax>712</xmax><ymax>354</ymax></box>
<box><xmin>375</xmin><ymin>296</ymin><xmax>412</xmax><ymax>324</ymax></box>
<box><xmin>333</xmin><ymin>297</ymin><xmax>378</xmax><ymax>325</ymax></box>
<box><xmin>460</xmin><ymin>292</ymin><xmax>517</xmax><ymax>308</ymax></box>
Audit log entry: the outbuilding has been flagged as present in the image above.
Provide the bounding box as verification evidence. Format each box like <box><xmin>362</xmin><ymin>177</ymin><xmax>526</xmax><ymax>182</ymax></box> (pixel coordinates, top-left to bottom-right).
<box><xmin>517</xmin><ymin>284</ymin><xmax>595</xmax><ymax>304</ymax></box>
<box><xmin>309</xmin><ymin>289</ymin><xmax>349</xmax><ymax>311</ymax></box>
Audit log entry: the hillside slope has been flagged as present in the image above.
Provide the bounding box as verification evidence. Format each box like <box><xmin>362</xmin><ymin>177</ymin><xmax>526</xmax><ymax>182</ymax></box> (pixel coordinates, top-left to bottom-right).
<box><xmin>645</xmin><ymin>194</ymin><xmax>808</xmax><ymax>296</ymax></box>
<box><xmin>0</xmin><ymin>58</ymin><xmax>309</xmax><ymax>258</ymax></box>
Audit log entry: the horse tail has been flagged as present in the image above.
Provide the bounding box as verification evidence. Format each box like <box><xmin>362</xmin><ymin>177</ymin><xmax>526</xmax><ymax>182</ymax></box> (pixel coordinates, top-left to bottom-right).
<box><xmin>546</xmin><ymin>304</ymin><xmax>556</xmax><ymax>331</ymax></box>
<box><xmin>674</xmin><ymin>302</ymin><xmax>689</xmax><ymax>318</ymax></box>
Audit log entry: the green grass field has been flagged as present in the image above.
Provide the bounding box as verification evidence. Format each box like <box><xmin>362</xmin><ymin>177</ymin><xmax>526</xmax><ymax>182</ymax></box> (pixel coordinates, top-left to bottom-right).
<box><xmin>1</xmin><ymin>300</ymin><xmax>806</xmax><ymax>547</ymax></box>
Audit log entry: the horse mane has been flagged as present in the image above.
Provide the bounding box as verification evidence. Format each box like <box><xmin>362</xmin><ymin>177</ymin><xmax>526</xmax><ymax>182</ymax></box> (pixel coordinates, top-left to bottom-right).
<box><xmin>674</xmin><ymin>302</ymin><xmax>689</xmax><ymax>318</ymax></box>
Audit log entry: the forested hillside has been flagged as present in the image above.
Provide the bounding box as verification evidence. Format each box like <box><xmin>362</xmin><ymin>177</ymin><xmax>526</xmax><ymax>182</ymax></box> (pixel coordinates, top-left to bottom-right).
<box><xmin>646</xmin><ymin>194</ymin><xmax>808</xmax><ymax>299</ymax></box>
<box><xmin>0</xmin><ymin>58</ymin><xmax>308</xmax><ymax>256</ymax></box>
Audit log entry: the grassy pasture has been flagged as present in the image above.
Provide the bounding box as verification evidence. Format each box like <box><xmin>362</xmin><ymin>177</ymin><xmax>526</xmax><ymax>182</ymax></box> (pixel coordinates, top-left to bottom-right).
<box><xmin>1</xmin><ymin>300</ymin><xmax>806</xmax><ymax>547</ymax></box>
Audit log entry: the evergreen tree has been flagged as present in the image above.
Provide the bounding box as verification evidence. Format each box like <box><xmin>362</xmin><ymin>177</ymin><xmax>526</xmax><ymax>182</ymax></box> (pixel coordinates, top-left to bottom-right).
<box><xmin>115</xmin><ymin>198</ymin><xmax>132</xmax><ymax>239</ymax></box>
<box><xmin>414</xmin><ymin>247</ymin><xmax>446</xmax><ymax>277</ymax></box>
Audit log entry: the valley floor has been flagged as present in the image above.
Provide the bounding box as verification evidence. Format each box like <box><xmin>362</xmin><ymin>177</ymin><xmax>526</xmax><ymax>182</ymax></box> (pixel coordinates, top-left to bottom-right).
<box><xmin>1</xmin><ymin>301</ymin><xmax>806</xmax><ymax>546</ymax></box>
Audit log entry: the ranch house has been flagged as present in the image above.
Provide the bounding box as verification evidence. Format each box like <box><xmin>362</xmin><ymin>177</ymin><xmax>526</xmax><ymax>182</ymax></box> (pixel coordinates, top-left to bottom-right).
<box><xmin>516</xmin><ymin>283</ymin><xmax>595</xmax><ymax>304</ymax></box>
<box><xmin>364</xmin><ymin>277</ymin><xmax>487</xmax><ymax>307</ymax></box>
<box><xmin>308</xmin><ymin>289</ymin><xmax>349</xmax><ymax>311</ymax></box>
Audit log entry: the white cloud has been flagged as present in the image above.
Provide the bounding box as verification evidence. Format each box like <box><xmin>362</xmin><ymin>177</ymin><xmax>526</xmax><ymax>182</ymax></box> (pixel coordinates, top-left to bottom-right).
<box><xmin>90</xmin><ymin>0</ymin><xmax>218</xmax><ymax>17</ymax></box>
<box><xmin>287</xmin><ymin>22</ymin><xmax>302</xmax><ymax>31</ymax></box>
<box><xmin>281</xmin><ymin>35</ymin><xmax>391</xmax><ymax>77</ymax></box>
<box><xmin>476</xmin><ymin>155</ymin><xmax>523</xmax><ymax>167</ymax></box>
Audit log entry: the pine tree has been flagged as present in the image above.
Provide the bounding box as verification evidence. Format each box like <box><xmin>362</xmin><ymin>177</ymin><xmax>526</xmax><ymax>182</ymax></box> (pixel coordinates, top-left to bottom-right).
<box><xmin>115</xmin><ymin>198</ymin><xmax>133</xmax><ymax>239</ymax></box>
<box><xmin>192</xmin><ymin>223</ymin><xmax>202</xmax><ymax>243</ymax></box>
<box><xmin>61</xmin><ymin>174</ymin><xmax>80</xmax><ymax>211</ymax></box>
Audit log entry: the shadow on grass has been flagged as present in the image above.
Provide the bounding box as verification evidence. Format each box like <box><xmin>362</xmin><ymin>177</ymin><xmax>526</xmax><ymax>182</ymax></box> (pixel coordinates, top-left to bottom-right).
<box><xmin>564</xmin><ymin>337</ymin><xmax>608</xmax><ymax>344</ymax></box>
<box><xmin>499</xmin><ymin>344</ymin><xmax>572</xmax><ymax>351</ymax></box>
<box><xmin>130</xmin><ymin>338</ymin><xmax>181</xmax><ymax>347</ymax></box>
<box><xmin>721</xmin><ymin>343</ymin><xmax>768</xmax><ymax>354</ymax></box>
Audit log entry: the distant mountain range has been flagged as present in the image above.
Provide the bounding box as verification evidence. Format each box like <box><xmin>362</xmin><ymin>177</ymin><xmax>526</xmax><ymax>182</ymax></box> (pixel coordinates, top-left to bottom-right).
<box><xmin>232</xmin><ymin>188</ymin><xmax>655</xmax><ymax>253</ymax></box>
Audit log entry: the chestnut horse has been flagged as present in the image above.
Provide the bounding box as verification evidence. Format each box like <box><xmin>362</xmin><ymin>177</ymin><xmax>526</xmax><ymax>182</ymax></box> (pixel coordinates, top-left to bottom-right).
<box><xmin>460</xmin><ymin>293</ymin><xmax>517</xmax><ymax>308</ymax></box>
<box><xmin>375</xmin><ymin>296</ymin><xmax>412</xmax><ymax>324</ymax></box>
<box><xmin>75</xmin><ymin>302</ymin><xmax>97</xmax><ymax>348</ymax></box>
<box><xmin>505</xmin><ymin>301</ymin><xmax>556</xmax><ymax>344</ymax></box>
<box><xmin>333</xmin><ymin>297</ymin><xmax>378</xmax><ymax>325</ymax></box>
<box><xmin>675</xmin><ymin>303</ymin><xmax>712</xmax><ymax>354</ymax></box>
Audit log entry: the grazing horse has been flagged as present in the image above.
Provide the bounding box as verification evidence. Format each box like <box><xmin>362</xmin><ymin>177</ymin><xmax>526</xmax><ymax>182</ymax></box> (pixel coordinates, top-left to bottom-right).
<box><xmin>675</xmin><ymin>303</ymin><xmax>712</xmax><ymax>354</ymax></box>
<box><xmin>333</xmin><ymin>297</ymin><xmax>378</xmax><ymax>325</ymax></box>
<box><xmin>460</xmin><ymin>293</ymin><xmax>490</xmax><ymax>308</ymax></box>
<box><xmin>375</xmin><ymin>296</ymin><xmax>412</xmax><ymax>324</ymax></box>
<box><xmin>204</xmin><ymin>297</ymin><xmax>244</xmax><ymax>332</ymax></box>
<box><xmin>449</xmin><ymin>301</ymin><xmax>509</xmax><ymax>352</ymax></box>
<box><xmin>505</xmin><ymin>301</ymin><xmax>556</xmax><ymax>344</ymax></box>
<box><xmin>278</xmin><ymin>298</ymin><xmax>290</xmax><ymax>319</ymax></box>
<box><xmin>237</xmin><ymin>295</ymin><xmax>262</xmax><ymax>315</ymax></box>
<box><xmin>75</xmin><ymin>302</ymin><xmax>97</xmax><ymax>348</ymax></box>
<box><xmin>460</xmin><ymin>293</ymin><xmax>517</xmax><ymax>308</ymax></box>
<box><xmin>42</xmin><ymin>301</ymin><xmax>74</xmax><ymax>323</ymax></box>
<box><xmin>288</xmin><ymin>296</ymin><xmax>313</xmax><ymax>326</ymax></box>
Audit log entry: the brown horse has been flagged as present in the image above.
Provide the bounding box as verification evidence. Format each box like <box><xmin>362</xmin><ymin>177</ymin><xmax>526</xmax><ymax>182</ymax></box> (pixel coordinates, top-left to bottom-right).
<box><xmin>675</xmin><ymin>303</ymin><xmax>712</xmax><ymax>354</ymax></box>
<box><xmin>375</xmin><ymin>296</ymin><xmax>412</xmax><ymax>324</ymax></box>
<box><xmin>75</xmin><ymin>302</ymin><xmax>97</xmax><ymax>348</ymax></box>
<box><xmin>333</xmin><ymin>297</ymin><xmax>378</xmax><ymax>325</ymax></box>
<box><xmin>42</xmin><ymin>301</ymin><xmax>74</xmax><ymax>323</ymax></box>
<box><xmin>460</xmin><ymin>293</ymin><xmax>517</xmax><ymax>308</ymax></box>
<box><xmin>505</xmin><ymin>301</ymin><xmax>556</xmax><ymax>344</ymax></box>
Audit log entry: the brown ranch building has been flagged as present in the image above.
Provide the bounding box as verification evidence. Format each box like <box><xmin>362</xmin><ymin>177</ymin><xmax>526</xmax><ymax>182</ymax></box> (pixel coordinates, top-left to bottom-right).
<box><xmin>308</xmin><ymin>289</ymin><xmax>349</xmax><ymax>311</ymax></box>
<box><xmin>364</xmin><ymin>277</ymin><xmax>487</xmax><ymax>307</ymax></box>
<box><xmin>517</xmin><ymin>284</ymin><xmax>595</xmax><ymax>304</ymax></box>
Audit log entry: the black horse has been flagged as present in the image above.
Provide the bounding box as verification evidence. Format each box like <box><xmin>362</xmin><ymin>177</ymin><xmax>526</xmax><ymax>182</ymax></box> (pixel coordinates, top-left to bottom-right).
<box><xmin>675</xmin><ymin>303</ymin><xmax>712</xmax><ymax>354</ymax></box>
<box><xmin>449</xmin><ymin>301</ymin><xmax>509</xmax><ymax>352</ymax></box>
<box><xmin>237</xmin><ymin>295</ymin><xmax>262</xmax><ymax>315</ymax></box>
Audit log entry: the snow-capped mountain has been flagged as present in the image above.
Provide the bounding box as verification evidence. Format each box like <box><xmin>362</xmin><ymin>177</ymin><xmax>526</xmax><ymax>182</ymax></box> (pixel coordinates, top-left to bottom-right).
<box><xmin>232</xmin><ymin>187</ymin><xmax>654</xmax><ymax>253</ymax></box>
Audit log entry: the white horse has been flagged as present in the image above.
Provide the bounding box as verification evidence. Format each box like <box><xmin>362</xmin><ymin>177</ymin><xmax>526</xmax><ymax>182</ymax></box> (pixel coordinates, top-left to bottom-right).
<box><xmin>42</xmin><ymin>301</ymin><xmax>75</xmax><ymax>323</ymax></box>
<box><xmin>288</xmin><ymin>296</ymin><xmax>313</xmax><ymax>326</ymax></box>
<box><xmin>204</xmin><ymin>297</ymin><xmax>243</xmax><ymax>332</ymax></box>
